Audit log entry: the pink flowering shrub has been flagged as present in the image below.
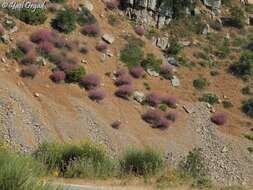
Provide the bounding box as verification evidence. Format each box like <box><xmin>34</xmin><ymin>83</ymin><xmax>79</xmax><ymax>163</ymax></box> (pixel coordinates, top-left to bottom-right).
<box><xmin>0</xmin><ymin>24</ymin><xmax>5</xmax><ymax>35</ymax></box>
<box><xmin>17</xmin><ymin>41</ymin><xmax>34</xmax><ymax>54</ymax></box>
<box><xmin>106</xmin><ymin>0</ymin><xmax>120</xmax><ymax>10</ymax></box>
<box><xmin>153</xmin><ymin>118</ymin><xmax>171</xmax><ymax>129</ymax></box>
<box><xmin>115</xmin><ymin>84</ymin><xmax>134</xmax><ymax>99</ymax></box>
<box><xmin>80</xmin><ymin>74</ymin><xmax>101</xmax><ymax>90</ymax></box>
<box><xmin>145</xmin><ymin>93</ymin><xmax>162</xmax><ymax>107</ymax></box>
<box><xmin>211</xmin><ymin>113</ymin><xmax>227</xmax><ymax>126</ymax></box>
<box><xmin>142</xmin><ymin>109</ymin><xmax>162</xmax><ymax>125</ymax></box>
<box><xmin>58</xmin><ymin>62</ymin><xmax>77</xmax><ymax>72</ymax></box>
<box><xmin>96</xmin><ymin>41</ymin><xmax>108</xmax><ymax>52</ymax></box>
<box><xmin>30</xmin><ymin>29</ymin><xmax>54</xmax><ymax>43</ymax></box>
<box><xmin>159</xmin><ymin>64</ymin><xmax>173</xmax><ymax>74</ymax></box>
<box><xmin>50</xmin><ymin>70</ymin><xmax>65</xmax><ymax>83</ymax></box>
<box><xmin>38</xmin><ymin>41</ymin><xmax>54</xmax><ymax>54</ymax></box>
<box><xmin>165</xmin><ymin>111</ymin><xmax>178</xmax><ymax>122</ymax></box>
<box><xmin>21</xmin><ymin>65</ymin><xmax>38</xmax><ymax>78</ymax></box>
<box><xmin>81</xmin><ymin>24</ymin><xmax>100</xmax><ymax>37</ymax></box>
<box><xmin>20</xmin><ymin>51</ymin><xmax>37</xmax><ymax>65</ymax></box>
<box><xmin>88</xmin><ymin>88</ymin><xmax>106</xmax><ymax>102</ymax></box>
<box><xmin>114</xmin><ymin>68</ymin><xmax>127</xmax><ymax>77</ymax></box>
<box><xmin>115</xmin><ymin>74</ymin><xmax>132</xmax><ymax>86</ymax></box>
<box><xmin>129</xmin><ymin>66</ymin><xmax>145</xmax><ymax>78</ymax></box>
<box><xmin>161</xmin><ymin>96</ymin><xmax>177</xmax><ymax>108</ymax></box>
<box><xmin>134</xmin><ymin>26</ymin><xmax>145</xmax><ymax>36</ymax></box>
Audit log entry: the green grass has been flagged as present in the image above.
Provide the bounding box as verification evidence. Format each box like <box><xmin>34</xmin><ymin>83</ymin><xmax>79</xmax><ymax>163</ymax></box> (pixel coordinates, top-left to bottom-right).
<box><xmin>0</xmin><ymin>148</ymin><xmax>58</xmax><ymax>190</ymax></box>
<box><xmin>199</xmin><ymin>93</ymin><xmax>219</xmax><ymax>105</ymax></box>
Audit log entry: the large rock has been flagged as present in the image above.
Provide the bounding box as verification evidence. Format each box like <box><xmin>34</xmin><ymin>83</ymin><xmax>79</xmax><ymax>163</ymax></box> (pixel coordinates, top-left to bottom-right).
<box><xmin>102</xmin><ymin>34</ymin><xmax>115</xmax><ymax>44</ymax></box>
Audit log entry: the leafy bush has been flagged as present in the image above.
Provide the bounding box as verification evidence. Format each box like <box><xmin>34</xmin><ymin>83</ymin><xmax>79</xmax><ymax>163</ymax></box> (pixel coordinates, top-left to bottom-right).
<box><xmin>0</xmin><ymin>24</ymin><xmax>5</xmax><ymax>35</ymax></box>
<box><xmin>77</xmin><ymin>7</ymin><xmax>97</xmax><ymax>25</ymax></box>
<box><xmin>242</xmin><ymin>98</ymin><xmax>253</xmax><ymax>118</ymax></box>
<box><xmin>105</xmin><ymin>0</ymin><xmax>120</xmax><ymax>10</ymax></box>
<box><xmin>30</xmin><ymin>29</ymin><xmax>54</xmax><ymax>44</ymax></box>
<box><xmin>114</xmin><ymin>68</ymin><xmax>127</xmax><ymax>77</ymax></box>
<box><xmin>51</xmin><ymin>7</ymin><xmax>77</xmax><ymax>33</ymax></box>
<box><xmin>142</xmin><ymin>109</ymin><xmax>163</xmax><ymax>125</ymax></box>
<box><xmin>223</xmin><ymin>100</ymin><xmax>233</xmax><ymax>108</ymax></box>
<box><xmin>230</xmin><ymin>51</ymin><xmax>253</xmax><ymax>79</ymax></box>
<box><xmin>120</xmin><ymin>148</ymin><xmax>165</xmax><ymax>176</ymax></box>
<box><xmin>229</xmin><ymin>6</ymin><xmax>246</xmax><ymax>29</ymax></box>
<box><xmin>80</xmin><ymin>74</ymin><xmax>101</xmax><ymax>90</ymax></box>
<box><xmin>242</xmin><ymin>86</ymin><xmax>253</xmax><ymax>95</ymax></box>
<box><xmin>50</xmin><ymin>71</ymin><xmax>66</xmax><ymax>83</ymax></box>
<box><xmin>211</xmin><ymin>113</ymin><xmax>227</xmax><ymax>125</ymax></box>
<box><xmin>145</xmin><ymin>93</ymin><xmax>162</xmax><ymax>107</ymax></box>
<box><xmin>65</xmin><ymin>66</ymin><xmax>86</xmax><ymax>82</ymax></box>
<box><xmin>134</xmin><ymin>26</ymin><xmax>146</xmax><ymax>36</ymax></box>
<box><xmin>81</xmin><ymin>24</ymin><xmax>100</xmax><ymax>37</ymax></box>
<box><xmin>79</xmin><ymin>47</ymin><xmax>89</xmax><ymax>54</ymax></box>
<box><xmin>21</xmin><ymin>65</ymin><xmax>38</xmax><ymax>78</ymax></box>
<box><xmin>199</xmin><ymin>93</ymin><xmax>219</xmax><ymax>105</ymax></box>
<box><xmin>34</xmin><ymin>142</ymin><xmax>116</xmax><ymax>178</ymax></box>
<box><xmin>50</xmin><ymin>0</ymin><xmax>66</xmax><ymax>3</ymax></box>
<box><xmin>108</xmin><ymin>15</ymin><xmax>120</xmax><ymax>26</ymax></box>
<box><xmin>88</xmin><ymin>88</ymin><xmax>107</xmax><ymax>102</ymax></box>
<box><xmin>114</xmin><ymin>74</ymin><xmax>132</xmax><ymax>86</ymax></box>
<box><xmin>141</xmin><ymin>53</ymin><xmax>162</xmax><ymax>71</ymax></box>
<box><xmin>0</xmin><ymin>149</ymin><xmax>57</xmax><ymax>190</ymax></box>
<box><xmin>193</xmin><ymin>77</ymin><xmax>207</xmax><ymax>90</ymax></box>
<box><xmin>120</xmin><ymin>38</ymin><xmax>144</xmax><ymax>68</ymax></box>
<box><xmin>153</xmin><ymin>118</ymin><xmax>171</xmax><ymax>129</ymax></box>
<box><xmin>166</xmin><ymin>39</ymin><xmax>182</xmax><ymax>56</ymax></box>
<box><xmin>17</xmin><ymin>41</ymin><xmax>34</xmax><ymax>54</ymax></box>
<box><xmin>180</xmin><ymin>148</ymin><xmax>207</xmax><ymax>178</ymax></box>
<box><xmin>96</xmin><ymin>41</ymin><xmax>108</xmax><ymax>52</ymax></box>
<box><xmin>7</xmin><ymin>48</ymin><xmax>25</xmax><ymax>60</ymax></box>
<box><xmin>12</xmin><ymin>8</ymin><xmax>47</xmax><ymax>25</ymax></box>
<box><xmin>129</xmin><ymin>66</ymin><xmax>145</xmax><ymax>78</ymax></box>
<box><xmin>115</xmin><ymin>84</ymin><xmax>134</xmax><ymax>99</ymax></box>
<box><xmin>159</xmin><ymin>64</ymin><xmax>173</xmax><ymax>79</ymax></box>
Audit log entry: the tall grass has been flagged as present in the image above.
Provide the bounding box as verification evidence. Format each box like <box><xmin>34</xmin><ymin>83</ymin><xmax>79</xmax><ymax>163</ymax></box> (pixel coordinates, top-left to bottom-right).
<box><xmin>0</xmin><ymin>148</ymin><xmax>58</xmax><ymax>190</ymax></box>
<box><xmin>33</xmin><ymin>142</ymin><xmax>117</xmax><ymax>179</ymax></box>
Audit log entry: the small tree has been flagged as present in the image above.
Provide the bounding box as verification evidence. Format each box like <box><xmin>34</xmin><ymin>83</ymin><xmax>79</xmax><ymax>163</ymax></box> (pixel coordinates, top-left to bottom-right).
<box><xmin>65</xmin><ymin>66</ymin><xmax>86</xmax><ymax>82</ymax></box>
<box><xmin>51</xmin><ymin>7</ymin><xmax>77</xmax><ymax>33</ymax></box>
<box><xmin>17</xmin><ymin>8</ymin><xmax>47</xmax><ymax>25</ymax></box>
<box><xmin>242</xmin><ymin>98</ymin><xmax>253</xmax><ymax>118</ymax></box>
<box><xmin>230</xmin><ymin>6</ymin><xmax>246</xmax><ymax>29</ymax></box>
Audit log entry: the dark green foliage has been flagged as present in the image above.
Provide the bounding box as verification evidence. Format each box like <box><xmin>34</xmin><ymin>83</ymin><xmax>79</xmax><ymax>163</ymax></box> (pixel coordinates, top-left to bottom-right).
<box><xmin>6</xmin><ymin>48</ymin><xmax>25</xmax><ymax>60</ymax></box>
<box><xmin>242</xmin><ymin>98</ymin><xmax>253</xmax><ymax>118</ymax></box>
<box><xmin>223</xmin><ymin>100</ymin><xmax>233</xmax><ymax>108</ymax></box>
<box><xmin>51</xmin><ymin>7</ymin><xmax>77</xmax><ymax>33</ymax></box>
<box><xmin>166</xmin><ymin>39</ymin><xmax>182</xmax><ymax>56</ymax></box>
<box><xmin>247</xmin><ymin>147</ymin><xmax>253</xmax><ymax>153</ymax></box>
<box><xmin>141</xmin><ymin>53</ymin><xmax>162</xmax><ymax>71</ymax></box>
<box><xmin>11</xmin><ymin>8</ymin><xmax>47</xmax><ymax>25</ymax></box>
<box><xmin>65</xmin><ymin>66</ymin><xmax>86</xmax><ymax>82</ymax></box>
<box><xmin>120</xmin><ymin>36</ymin><xmax>144</xmax><ymax>68</ymax></box>
<box><xmin>199</xmin><ymin>93</ymin><xmax>219</xmax><ymax>105</ymax></box>
<box><xmin>120</xmin><ymin>148</ymin><xmax>165</xmax><ymax>176</ymax></box>
<box><xmin>215</xmin><ymin>39</ymin><xmax>230</xmax><ymax>59</ymax></box>
<box><xmin>50</xmin><ymin>0</ymin><xmax>66</xmax><ymax>3</ymax></box>
<box><xmin>33</xmin><ymin>142</ymin><xmax>116</xmax><ymax>178</ymax></box>
<box><xmin>244</xmin><ymin>134</ymin><xmax>253</xmax><ymax>142</ymax></box>
<box><xmin>77</xmin><ymin>7</ymin><xmax>97</xmax><ymax>25</ymax></box>
<box><xmin>180</xmin><ymin>148</ymin><xmax>207</xmax><ymax>178</ymax></box>
<box><xmin>230</xmin><ymin>51</ymin><xmax>253</xmax><ymax>78</ymax></box>
<box><xmin>108</xmin><ymin>15</ymin><xmax>120</xmax><ymax>26</ymax></box>
<box><xmin>229</xmin><ymin>6</ymin><xmax>246</xmax><ymax>29</ymax></box>
<box><xmin>242</xmin><ymin>86</ymin><xmax>253</xmax><ymax>95</ymax></box>
<box><xmin>193</xmin><ymin>77</ymin><xmax>207</xmax><ymax>90</ymax></box>
<box><xmin>210</xmin><ymin>71</ymin><xmax>220</xmax><ymax>76</ymax></box>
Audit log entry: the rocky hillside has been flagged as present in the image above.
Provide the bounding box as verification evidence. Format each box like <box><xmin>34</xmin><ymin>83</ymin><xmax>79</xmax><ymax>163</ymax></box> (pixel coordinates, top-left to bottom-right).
<box><xmin>0</xmin><ymin>0</ymin><xmax>253</xmax><ymax>186</ymax></box>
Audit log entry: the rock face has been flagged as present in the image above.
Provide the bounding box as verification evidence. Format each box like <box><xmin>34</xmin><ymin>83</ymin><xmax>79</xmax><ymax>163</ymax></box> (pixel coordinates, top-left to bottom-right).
<box><xmin>123</xmin><ymin>0</ymin><xmax>171</xmax><ymax>28</ymax></box>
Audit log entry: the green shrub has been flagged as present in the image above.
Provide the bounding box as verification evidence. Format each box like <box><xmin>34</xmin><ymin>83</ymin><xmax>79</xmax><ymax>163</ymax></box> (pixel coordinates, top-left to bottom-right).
<box><xmin>247</xmin><ymin>147</ymin><xmax>253</xmax><ymax>153</ymax></box>
<box><xmin>166</xmin><ymin>39</ymin><xmax>182</xmax><ymax>56</ymax></box>
<box><xmin>193</xmin><ymin>77</ymin><xmax>207</xmax><ymax>90</ymax></box>
<box><xmin>50</xmin><ymin>0</ymin><xmax>66</xmax><ymax>3</ymax></box>
<box><xmin>107</xmin><ymin>15</ymin><xmax>120</xmax><ymax>27</ymax></box>
<box><xmin>0</xmin><ymin>149</ymin><xmax>57</xmax><ymax>190</ymax></box>
<box><xmin>141</xmin><ymin>53</ymin><xmax>162</xmax><ymax>72</ymax></box>
<box><xmin>199</xmin><ymin>93</ymin><xmax>219</xmax><ymax>105</ymax></box>
<box><xmin>215</xmin><ymin>39</ymin><xmax>230</xmax><ymax>59</ymax></box>
<box><xmin>180</xmin><ymin>148</ymin><xmax>207</xmax><ymax>178</ymax></box>
<box><xmin>120</xmin><ymin>37</ymin><xmax>144</xmax><ymax>68</ymax></box>
<box><xmin>229</xmin><ymin>6</ymin><xmax>246</xmax><ymax>29</ymax></box>
<box><xmin>120</xmin><ymin>148</ymin><xmax>165</xmax><ymax>176</ymax></box>
<box><xmin>10</xmin><ymin>8</ymin><xmax>47</xmax><ymax>25</ymax></box>
<box><xmin>192</xmin><ymin>177</ymin><xmax>212</xmax><ymax>189</ymax></box>
<box><xmin>244</xmin><ymin>134</ymin><xmax>253</xmax><ymax>142</ymax></box>
<box><xmin>65</xmin><ymin>66</ymin><xmax>86</xmax><ymax>82</ymax></box>
<box><xmin>223</xmin><ymin>100</ymin><xmax>233</xmax><ymax>108</ymax></box>
<box><xmin>242</xmin><ymin>86</ymin><xmax>253</xmax><ymax>95</ymax></box>
<box><xmin>210</xmin><ymin>71</ymin><xmax>219</xmax><ymax>76</ymax></box>
<box><xmin>77</xmin><ymin>7</ymin><xmax>97</xmax><ymax>25</ymax></box>
<box><xmin>6</xmin><ymin>48</ymin><xmax>25</xmax><ymax>60</ymax></box>
<box><xmin>51</xmin><ymin>7</ymin><xmax>77</xmax><ymax>33</ymax></box>
<box><xmin>34</xmin><ymin>142</ymin><xmax>116</xmax><ymax>178</ymax></box>
<box><xmin>230</xmin><ymin>51</ymin><xmax>253</xmax><ymax>78</ymax></box>
<box><xmin>242</xmin><ymin>98</ymin><xmax>253</xmax><ymax>118</ymax></box>
<box><xmin>143</xmin><ymin>82</ymin><xmax>151</xmax><ymax>90</ymax></box>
